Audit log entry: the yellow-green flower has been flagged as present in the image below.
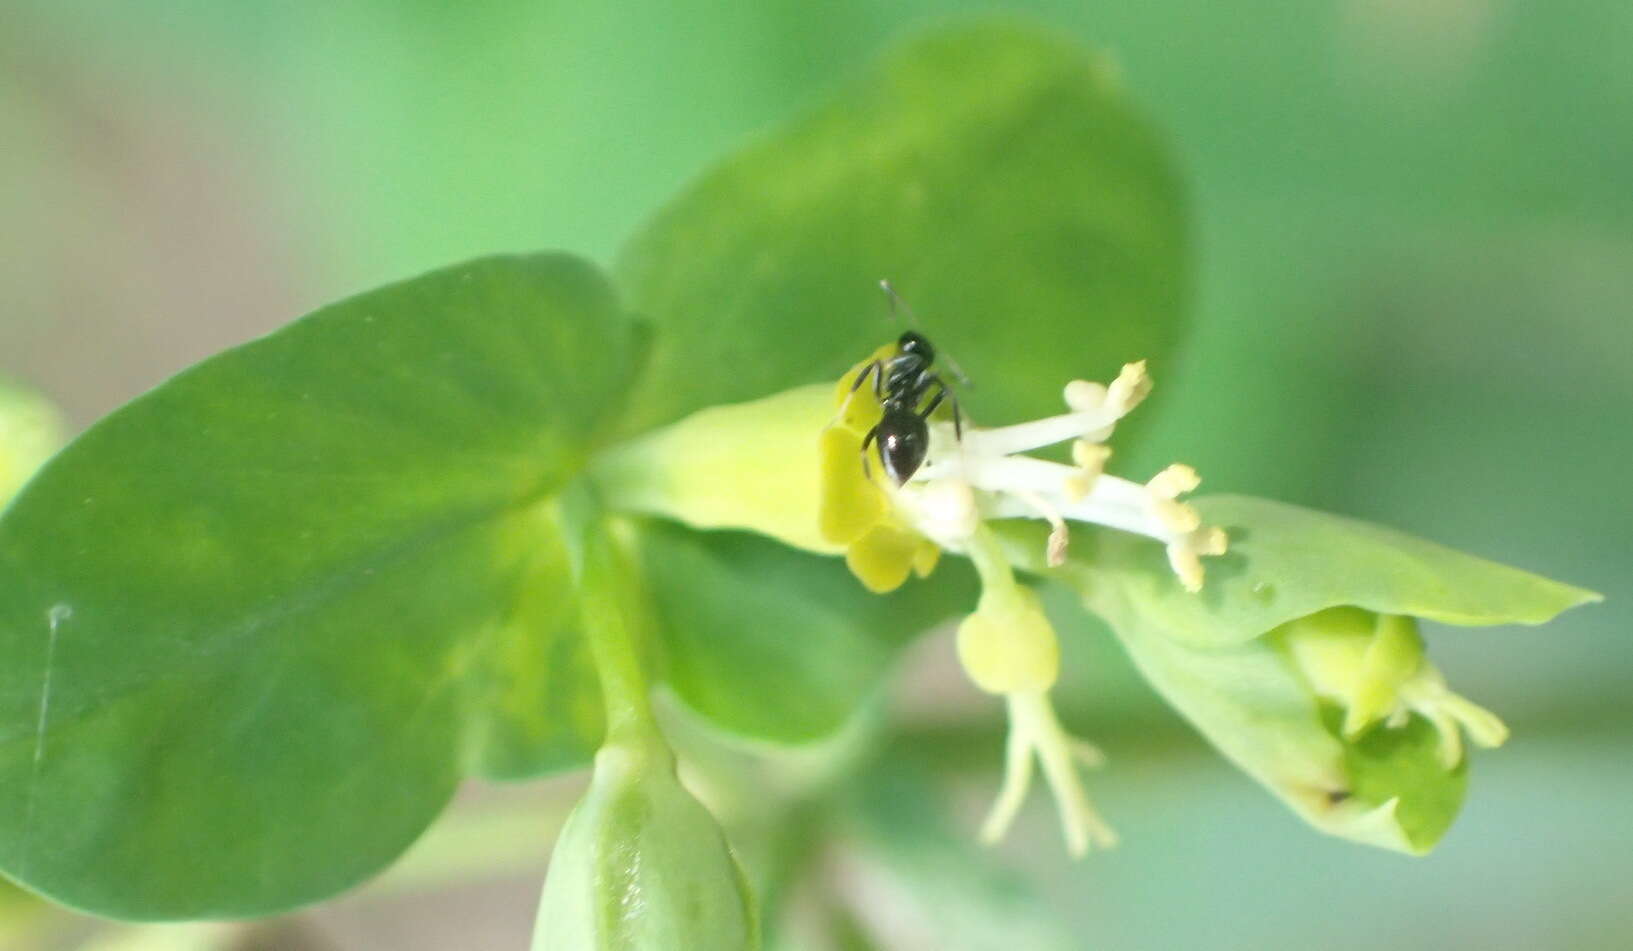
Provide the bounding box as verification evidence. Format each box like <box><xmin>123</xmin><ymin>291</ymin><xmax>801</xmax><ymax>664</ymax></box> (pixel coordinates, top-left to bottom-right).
<box><xmin>810</xmin><ymin>351</ymin><xmax>1228</xmax><ymax>856</ymax></box>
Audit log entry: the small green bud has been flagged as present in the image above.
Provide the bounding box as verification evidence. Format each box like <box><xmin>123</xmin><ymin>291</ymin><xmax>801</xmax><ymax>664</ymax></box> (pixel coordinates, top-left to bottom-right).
<box><xmin>0</xmin><ymin>381</ymin><xmax>61</xmax><ymax>508</ymax></box>
<box><xmin>1281</xmin><ymin>607</ymin><xmax>1509</xmax><ymax>769</ymax></box>
<box><xmin>532</xmin><ymin>734</ymin><xmax>758</xmax><ymax>951</ymax></box>
<box><xmin>1100</xmin><ymin>603</ymin><xmax>1474</xmax><ymax>854</ymax></box>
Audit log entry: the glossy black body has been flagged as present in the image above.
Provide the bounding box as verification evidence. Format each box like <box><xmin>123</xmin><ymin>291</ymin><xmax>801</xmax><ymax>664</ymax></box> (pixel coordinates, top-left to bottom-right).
<box><xmin>851</xmin><ymin>331</ymin><xmax>960</xmax><ymax>485</ymax></box>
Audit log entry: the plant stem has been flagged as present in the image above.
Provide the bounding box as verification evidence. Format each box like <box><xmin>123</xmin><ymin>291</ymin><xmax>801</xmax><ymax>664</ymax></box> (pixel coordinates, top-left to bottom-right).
<box><xmin>577</xmin><ymin>520</ymin><xmax>662</xmax><ymax>749</ymax></box>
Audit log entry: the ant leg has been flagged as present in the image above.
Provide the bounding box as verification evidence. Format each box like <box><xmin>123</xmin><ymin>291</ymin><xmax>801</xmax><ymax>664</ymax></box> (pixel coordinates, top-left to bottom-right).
<box><xmin>918</xmin><ymin>386</ymin><xmax>946</xmax><ymax>419</ymax></box>
<box><xmin>916</xmin><ymin>381</ymin><xmax>965</xmax><ymax>442</ymax></box>
<box><xmin>849</xmin><ymin>360</ymin><xmax>882</xmax><ymax>398</ymax></box>
<box><xmin>859</xmin><ymin>426</ymin><xmax>878</xmax><ymax>480</ymax></box>
<box><xmin>921</xmin><ymin>381</ymin><xmax>962</xmax><ymax>434</ymax></box>
<box><xmin>838</xmin><ymin>360</ymin><xmax>883</xmax><ymax>422</ymax></box>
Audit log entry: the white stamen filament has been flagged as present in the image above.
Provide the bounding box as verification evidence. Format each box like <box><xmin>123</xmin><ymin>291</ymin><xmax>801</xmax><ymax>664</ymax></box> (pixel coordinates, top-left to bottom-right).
<box><xmin>901</xmin><ymin>363</ymin><xmax>1225</xmax><ymax>591</ymax></box>
<box><xmin>960</xmin><ymin>408</ymin><xmax>1121</xmax><ymax>458</ymax></box>
<box><xmin>988</xmin><ymin>481</ymin><xmax>1171</xmax><ymax>541</ymax></box>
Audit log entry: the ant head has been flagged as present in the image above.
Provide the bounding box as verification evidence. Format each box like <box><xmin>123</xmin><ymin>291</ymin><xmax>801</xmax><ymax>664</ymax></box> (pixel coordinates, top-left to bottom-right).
<box><xmin>897</xmin><ymin>330</ymin><xmax>935</xmax><ymax>363</ymax></box>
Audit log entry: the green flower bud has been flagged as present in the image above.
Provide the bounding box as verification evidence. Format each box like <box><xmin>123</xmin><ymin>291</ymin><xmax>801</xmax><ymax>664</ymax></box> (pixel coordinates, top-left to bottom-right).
<box><xmin>0</xmin><ymin>381</ymin><xmax>61</xmax><ymax>508</ymax></box>
<box><xmin>532</xmin><ymin>733</ymin><xmax>759</xmax><ymax>951</ymax></box>
<box><xmin>1282</xmin><ymin>607</ymin><xmax>1509</xmax><ymax>768</ymax></box>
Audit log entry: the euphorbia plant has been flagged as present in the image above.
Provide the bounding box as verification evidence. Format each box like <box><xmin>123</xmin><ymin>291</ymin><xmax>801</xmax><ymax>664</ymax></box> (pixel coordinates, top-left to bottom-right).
<box><xmin>0</xmin><ymin>23</ymin><xmax>1597</xmax><ymax>950</ymax></box>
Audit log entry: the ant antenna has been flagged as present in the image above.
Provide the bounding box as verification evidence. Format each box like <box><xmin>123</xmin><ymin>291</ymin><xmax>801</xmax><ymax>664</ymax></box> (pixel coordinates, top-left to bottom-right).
<box><xmin>940</xmin><ymin>349</ymin><xmax>972</xmax><ymax>387</ymax></box>
<box><xmin>876</xmin><ymin>279</ymin><xmax>972</xmax><ymax>386</ymax></box>
<box><xmin>878</xmin><ymin>280</ymin><xmax>920</xmax><ymax>327</ymax></box>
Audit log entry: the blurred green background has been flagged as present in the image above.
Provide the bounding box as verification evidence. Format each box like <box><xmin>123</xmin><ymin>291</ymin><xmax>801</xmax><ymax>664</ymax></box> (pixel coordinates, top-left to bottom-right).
<box><xmin>2</xmin><ymin>1</ymin><xmax>1626</xmax><ymax>949</ymax></box>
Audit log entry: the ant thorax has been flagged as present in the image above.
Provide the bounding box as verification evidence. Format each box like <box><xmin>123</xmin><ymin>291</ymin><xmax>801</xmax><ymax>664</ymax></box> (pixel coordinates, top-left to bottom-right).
<box><xmin>851</xmin><ymin>331</ymin><xmax>963</xmax><ymax>486</ymax></box>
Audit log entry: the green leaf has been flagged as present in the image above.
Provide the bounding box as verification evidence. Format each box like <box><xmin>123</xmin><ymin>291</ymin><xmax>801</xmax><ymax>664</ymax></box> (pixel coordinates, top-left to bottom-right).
<box><xmin>614</xmin><ymin>21</ymin><xmax>1188</xmax><ymax>437</ymax></box>
<box><xmin>0</xmin><ymin>254</ymin><xmax>637</xmax><ymax>918</ymax></box>
<box><xmin>636</xmin><ymin>521</ymin><xmax>970</xmax><ymax>744</ymax></box>
<box><xmin>1333</xmin><ymin>704</ymin><xmax>1467</xmax><ymax>851</ymax></box>
<box><xmin>1063</xmin><ymin>494</ymin><xmax>1601</xmax><ymax>648</ymax></box>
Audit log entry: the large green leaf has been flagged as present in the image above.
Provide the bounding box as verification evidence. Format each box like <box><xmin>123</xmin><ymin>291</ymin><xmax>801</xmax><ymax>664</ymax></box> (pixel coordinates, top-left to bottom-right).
<box><xmin>614</xmin><ymin>21</ymin><xmax>1188</xmax><ymax>437</ymax></box>
<box><xmin>636</xmin><ymin>521</ymin><xmax>971</xmax><ymax>744</ymax></box>
<box><xmin>0</xmin><ymin>254</ymin><xmax>634</xmax><ymax>917</ymax></box>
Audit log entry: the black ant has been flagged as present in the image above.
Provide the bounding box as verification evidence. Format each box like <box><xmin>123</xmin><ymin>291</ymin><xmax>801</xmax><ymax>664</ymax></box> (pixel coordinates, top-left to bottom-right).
<box><xmin>848</xmin><ymin>283</ymin><xmax>964</xmax><ymax>486</ymax></box>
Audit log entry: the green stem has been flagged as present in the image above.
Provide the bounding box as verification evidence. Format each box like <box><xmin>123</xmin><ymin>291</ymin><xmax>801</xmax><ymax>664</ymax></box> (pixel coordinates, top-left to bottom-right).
<box><xmin>964</xmin><ymin>522</ymin><xmax>1021</xmax><ymax>600</ymax></box>
<box><xmin>577</xmin><ymin>520</ymin><xmax>662</xmax><ymax>748</ymax></box>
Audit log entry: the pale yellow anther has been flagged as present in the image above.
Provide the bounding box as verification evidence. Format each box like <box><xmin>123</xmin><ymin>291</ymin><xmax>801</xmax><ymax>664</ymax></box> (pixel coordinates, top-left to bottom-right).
<box><xmin>1146</xmin><ymin>464</ymin><xmax>1204</xmax><ymax>536</ymax></box>
<box><xmin>1013</xmin><ymin>489</ymin><xmax>1071</xmax><ymax>566</ymax></box>
<box><xmin>1105</xmin><ymin>361</ymin><xmax>1152</xmax><ymax>414</ymax></box>
<box><xmin>1046</xmin><ymin>525</ymin><xmax>1070</xmax><ymax>567</ymax></box>
<box><xmin>1064</xmin><ymin>441</ymin><xmax>1110</xmax><ymax>502</ymax></box>
<box><xmin>1152</xmin><ymin>499</ymin><xmax>1202</xmax><ymax>535</ymax></box>
<box><xmin>1196</xmin><ymin>526</ymin><xmax>1229</xmax><ymax>556</ymax></box>
<box><xmin>1166</xmin><ymin>527</ymin><xmax>1228</xmax><ymax>593</ymax></box>
<box><xmin>1168</xmin><ymin>545</ymin><xmax>1206</xmax><ymax>593</ymax></box>
<box><xmin>1062</xmin><ymin>379</ymin><xmax>1107</xmax><ymax>412</ymax></box>
<box><xmin>1071</xmin><ymin>439</ymin><xmax>1109</xmax><ymax>470</ymax></box>
<box><xmin>1147</xmin><ymin>463</ymin><xmax>1201</xmax><ymax>500</ymax></box>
